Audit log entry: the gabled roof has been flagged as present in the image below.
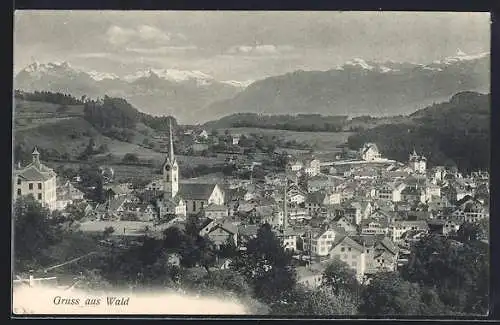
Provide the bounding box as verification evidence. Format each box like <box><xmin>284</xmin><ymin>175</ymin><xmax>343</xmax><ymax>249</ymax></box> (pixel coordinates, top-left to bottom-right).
<box><xmin>377</xmin><ymin>237</ymin><xmax>399</xmax><ymax>255</ymax></box>
<box><xmin>307</xmin><ymin>191</ymin><xmax>327</xmax><ymax>205</ymax></box>
<box><xmin>237</xmin><ymin>224</ymin><xmax>259</xmax><ymax>237</ymax></box>
<box><xmin>330</xmin><ymin>235</ymin><xmax>365</xmax><ymax>253</ymax></box>
<box><xmin>178</xmin><ymin>183</ymin><xmax>218</xmax><ymax>200</ymax></box>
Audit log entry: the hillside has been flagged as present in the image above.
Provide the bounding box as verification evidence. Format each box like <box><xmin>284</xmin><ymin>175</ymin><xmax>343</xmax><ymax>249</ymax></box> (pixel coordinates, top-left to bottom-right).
<box><xmin>347</xmin><ymin>91</ymin><xmax>490</xmax><ymax>172</ymax></box>
<box><xmin>204</xmin><ymin>112</ymin><xmax>411</xmax><ymax>132</ymax></box>
<box><xmin>205</xmin><ymin>53</ymin><xmax>489</xmax><ymax>121</ymax></box>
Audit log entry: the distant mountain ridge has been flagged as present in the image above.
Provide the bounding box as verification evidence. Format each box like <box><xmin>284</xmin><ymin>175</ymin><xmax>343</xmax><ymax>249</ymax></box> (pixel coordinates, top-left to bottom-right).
<box><xmin>206</xmin><ymin>51</ymin><xmax>489</xmax><ymax>120</ymax></box>
<box><xmin>14</xmin><ymin>50</ymin><xmax>489</xmax><ymax>123</ymax></box>
<box><xmin>14</xmin><ymin>61</ymin><xmax>246</xmax><ymax>124</ymax></box>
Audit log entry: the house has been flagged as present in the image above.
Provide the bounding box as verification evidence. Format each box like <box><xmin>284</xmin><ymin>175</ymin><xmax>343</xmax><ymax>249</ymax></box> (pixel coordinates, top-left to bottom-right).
<box><xmin>94</xmin><ymin>195</ymin><xmax>135</xmax><ymax>220</ymax></box>
<box><xmin>287</xmin><ymin>160</ymin><xmax>304</xmax><ymax>172</ymax></box>
<box><xmin>359</xmin><ymin>143</ymin><xmax>381</xmax><ymax>161</ymax></box>
<box><xmin>158</xmin><ymin>195</ymin><xmax>187</xmax><ymax>219</ymax></box>
<box><xmin>400</xmin><ymin>186</ymin><xmax>427</xmax><ymax>204</ymax></box>
<box><xmin>288</xmin><ymin>208</ymin><xmax>311</xmax><ymax>222</ymax></box>
<box><xmin>195</xmin><ymin>129</ymin><xmax>209</xmax><ymax>140</ymax></box>
<box><xmin>328</xmin><ymin>235</ymin><xmax>367</xmax><ymax>281</ymax></box>
<box><xmin>303</xmin><ymin>158</ymin><xmax>321</xmax><ymax>177</ymax></box>
<box><xmin>57</xmin><ymin>180</ymin><xmax>85</xmax><ymax>201</ymax></box>
<box><xmin>281</xmin><ymin>229</ymin><xmax>302</xmax><ymax>252</ymax></box>
<box><xmin>430</xmin><ymin>166</ymin><xmax>447</xmax><ymax>184</ymax></box>
<box><xmin>145</xmin><ymin>177</ymin><xmax>164</xmax><ymax>192</ymax></box>
<box><xmin>204</xmin><ymin>222</ymin><xmax>238</xmax><ymax>249</ymax></box>
<box><xmin>287</xmin><ymin>185</ymin><xmax>307</xmax><ymax>205</ymax></box>
<box><xmin>360</xmin><ymin>218</ymin><xmax>389</xmax><ymax>236</ymax></box>
<box><xmin>13</xmin><ymin>148</ymin><xmax>57</xmax><ymax>211</ymax></box>
<box><xmin>376</xmin><ymin>182</ymin><xmax>406</xmax><ymax>202</ymax></box>
<box><xmin>369</xmin><ymin>209</ymin><xmax>398</xmax><ymax>224</ymax></box>
<box><xmin>366</xmin><ymin>237</ymin><xmax>400</xmax><ymax>273</ymax></box>
<box><xmin>122</xmin><ymin>202</ymin><xmax>157</xmax><ymax>221</ymax></box>
<box><xmin>305</xmin><ymin>190</ymin><xmax>341</xmax><ymax>215</ymax></box>
<box><xmin>408</xmin><ymin>150</ymin><xmax>427</xmax><ymax>174</ymax></box>
<box><xmin>390</xmin><ymin>220</ymin><xmax>429</xmax><ymax>243</ymax></box>
<box><xmin>231</xmin><ymin>134</ymin><xmax>241</xmax><ymax>145</ymax></box>
<box><xmin>451</xmin><ymin>197</ymin><xmax>489</xmax><ymax>223</ymax></box>
<box><xmin>203</xmin><ymin>204</ymin><xmax>229</xmax><ymax>220</ymax></box>
<box><xmin>334</xmin><ymin>217</ymin><xmax>358</xmax><ymax>235</ymax></box>
<box><xmin>305</xmin><ymin>227</ymin><xmax>345</xmax><ymax>257</ymax></box>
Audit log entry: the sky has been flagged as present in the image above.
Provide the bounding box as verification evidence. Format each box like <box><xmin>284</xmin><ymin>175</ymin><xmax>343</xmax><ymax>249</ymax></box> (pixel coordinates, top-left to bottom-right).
<box><xmin>14</xmin><ymin>11</ymin><xmax>491</xmax><ymax>82</ymax></box>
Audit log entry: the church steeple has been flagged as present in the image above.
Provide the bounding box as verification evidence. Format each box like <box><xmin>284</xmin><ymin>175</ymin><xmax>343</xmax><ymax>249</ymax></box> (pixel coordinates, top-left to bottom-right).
<box><xmin>163</xmin><ymin>119</ymin><xmax>179</xmax><ymax>199</ymax></box>
<box><xmin>169</xmin><ymin>119</ymin><xmax>175</xmax><ymax>163</ymax></box>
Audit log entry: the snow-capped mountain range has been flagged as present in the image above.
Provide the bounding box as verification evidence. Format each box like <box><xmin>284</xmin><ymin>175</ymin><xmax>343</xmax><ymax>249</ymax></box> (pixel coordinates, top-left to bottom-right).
<box><xmin>15</xmin><ymin>50</ymin><xmax>489</xmax><ymax>123</ymax></box>
<box><xmin>205</xmin><ymin>50</ymin><xmax>490</xmax><ymax>121</ymax></box>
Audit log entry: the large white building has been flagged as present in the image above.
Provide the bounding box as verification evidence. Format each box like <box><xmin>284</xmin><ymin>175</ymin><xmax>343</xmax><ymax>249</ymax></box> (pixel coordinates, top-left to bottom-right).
<box><xmin>13</xmin><ymin>148</ymin><xmax>57</xmax><ymax>211</ymax></box>
<box><xmin>360</xmin><ymin>143</ymin><xmax>381</xmax><ymax>161</ymax></box>
<box><xmin>408</xmin><ymin>149</ymin><xmax>427</xmax><ymax>174</ymax></box>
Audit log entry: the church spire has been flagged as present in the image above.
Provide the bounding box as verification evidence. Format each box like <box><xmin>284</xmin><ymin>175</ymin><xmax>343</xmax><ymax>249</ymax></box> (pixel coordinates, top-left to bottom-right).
<box><xmin>169</xmin><ymin>119</ymin><xmax>175</xmax><ymax>162</ymax></box>
<box><xmin>32</xmin><ymin>147</ymin><xmax>40</xmax><ymax>167</ymax></box>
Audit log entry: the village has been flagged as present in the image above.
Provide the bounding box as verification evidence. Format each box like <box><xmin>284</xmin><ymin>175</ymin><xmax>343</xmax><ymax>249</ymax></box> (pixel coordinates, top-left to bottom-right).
<box><xmin>12</xmin><ymin>123</ymin><xmax>490</xmax><ymax>288</ymax></box>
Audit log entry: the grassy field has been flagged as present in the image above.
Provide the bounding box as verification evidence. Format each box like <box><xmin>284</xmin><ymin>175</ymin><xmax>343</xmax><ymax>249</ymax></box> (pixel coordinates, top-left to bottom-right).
<box><xmin>220</xmin><ymin>127</ymin><xmax>354</xmax><ymax>151</ymax></box>
<box><xmin>14</xmin><ymin>99</ymin><xmax>85</xmax><ymax>116</ymax></box>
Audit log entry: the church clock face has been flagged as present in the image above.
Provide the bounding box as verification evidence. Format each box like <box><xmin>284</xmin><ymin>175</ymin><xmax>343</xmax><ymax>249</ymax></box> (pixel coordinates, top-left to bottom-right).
<box><xmin>173</xmin><ymin>165</ymin><xmax>177</xmax><ymax>171</ymax></box>
<box><xmin>165</xmin><ymin>165</ymin><xmax>171</xmax><ymax>172</ymax></box>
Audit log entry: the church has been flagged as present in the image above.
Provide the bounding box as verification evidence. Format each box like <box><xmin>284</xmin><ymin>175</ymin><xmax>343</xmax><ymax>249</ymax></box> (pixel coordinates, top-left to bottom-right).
<box><xmin>13</xmin><ymin>147</ymin><xmax>58</xmax><ymax>211</ymax></box>
<box><xmin>157</xmin><ymin>122</ymin><xmax>225</xmax><ymax>219</ymax></box>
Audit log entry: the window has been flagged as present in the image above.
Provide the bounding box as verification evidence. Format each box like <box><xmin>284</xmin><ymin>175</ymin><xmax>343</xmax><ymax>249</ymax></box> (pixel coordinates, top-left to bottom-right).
<box><xmin>38</xmin><ymin>193</ymin><xmax>42</xmax><ymax>200</ymax></box>
<box><xmin>38</xmin><ymin>183</ymin><xmax>42</xmax><ymax>190</ymax></box>
<box><xmin>348</xmin><ymin>247</ymin><xmax>352</xmax><ymax>252</ymax></box>
<box><xmin>17</xmin><ymin>178</ymin><xmax>21</xmax><ymax>185</ymax></box>
<box><xmin>366</xmin><ymin>249</ymin><xmax>370</xmax><ymax>253</ymax></box>
<box><xmin>341</xmin><ymin>247</ymin><xmax>345</xmax><ymax>252</ymax></box>
<box><xmin>17</xmin><ymin>189</ymin><xmax>21</xmax><ymax>195</ymax></box>
<box><xmin>201</xmin><ymin>201</ymin><xmax>205</xmax><ymax>209</ymax></box>
<box><xmin>192</xmin><ymin>201</ymin><xmax>196</xmax><ymax>211</ymax></box>
<box><xmin>29</xmin><ymin>183</ymin><xmax>33</xmax><ymax>190</ymax></box>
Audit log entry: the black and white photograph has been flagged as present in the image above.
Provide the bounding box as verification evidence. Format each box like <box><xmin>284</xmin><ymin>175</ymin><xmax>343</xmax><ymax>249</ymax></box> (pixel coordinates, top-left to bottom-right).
<box><xmin>12</xmin><ymin>11</ymin><xmax>490</xmax><ymax>316</ymax></box>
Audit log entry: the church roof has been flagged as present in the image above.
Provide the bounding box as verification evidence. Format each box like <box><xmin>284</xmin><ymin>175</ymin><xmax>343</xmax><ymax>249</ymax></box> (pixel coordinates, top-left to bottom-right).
<box><xmin>178</xmin><ymin>183</ymin><xmax>218</xmax><ymax>200</ymax></box>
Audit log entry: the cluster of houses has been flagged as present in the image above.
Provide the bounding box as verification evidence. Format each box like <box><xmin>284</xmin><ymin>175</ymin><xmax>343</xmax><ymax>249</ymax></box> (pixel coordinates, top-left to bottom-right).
<box><xmin>13</xmin><ymin>136</ymin><xmax>490</xmax><ymax>286</ymax></box>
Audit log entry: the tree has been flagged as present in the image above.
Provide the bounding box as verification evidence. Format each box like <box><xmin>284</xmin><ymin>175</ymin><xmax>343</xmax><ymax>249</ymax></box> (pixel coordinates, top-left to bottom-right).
<box><xmin>456</xmin><ymin>221</ymin><xmax>485</xmax><ymax>242</ymax></box>
<box><xmin>103</xmin><ymin>226</ymin><xmax>115</xmax><ymax>237</ymax></box>
<box><xmin>271</xmin><ymin>284</ymin><xmax>358</xmax><ymax>315</ymax></box>
<box><xmin>400</xmin><ymin>234</ymin><xmax>489</xmax><ymax>315</ymax></box>
<box><xmin>123</xmin><ymin>153</ymin><xmax>140</xmax><ymax>164</ymax></box>
<box><xmin>359</xmin><ymin>272</ymin><xmax>422</xmax><ymax>315</ymax></box>
<box><xmin>321</xmin><ymin>257</ymin><xmax>359</xmax><ymax>295</ymax></box>
<box><xmin>230</xmin><ymin>223</ymin><xmax>297</xmax><ymax>304</ymax></box>
<box><xmin>13</xmin><ymin>196</ymin><xmax>64</xmax><ymax>271</ymax></box>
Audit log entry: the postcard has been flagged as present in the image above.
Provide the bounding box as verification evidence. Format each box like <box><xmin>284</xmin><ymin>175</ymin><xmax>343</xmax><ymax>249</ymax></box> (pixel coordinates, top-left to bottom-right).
<box><xmin>12</xmin><ymin>10</ymin><xmax>490</xmax><ymax>317</ymax></box>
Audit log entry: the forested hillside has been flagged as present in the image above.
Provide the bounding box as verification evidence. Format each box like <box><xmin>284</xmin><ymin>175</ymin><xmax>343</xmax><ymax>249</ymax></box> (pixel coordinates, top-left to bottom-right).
<box><xmin>347</xmin><ymin>91</ymin><xmax>490</xmax><ymax>172</ymax></box>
